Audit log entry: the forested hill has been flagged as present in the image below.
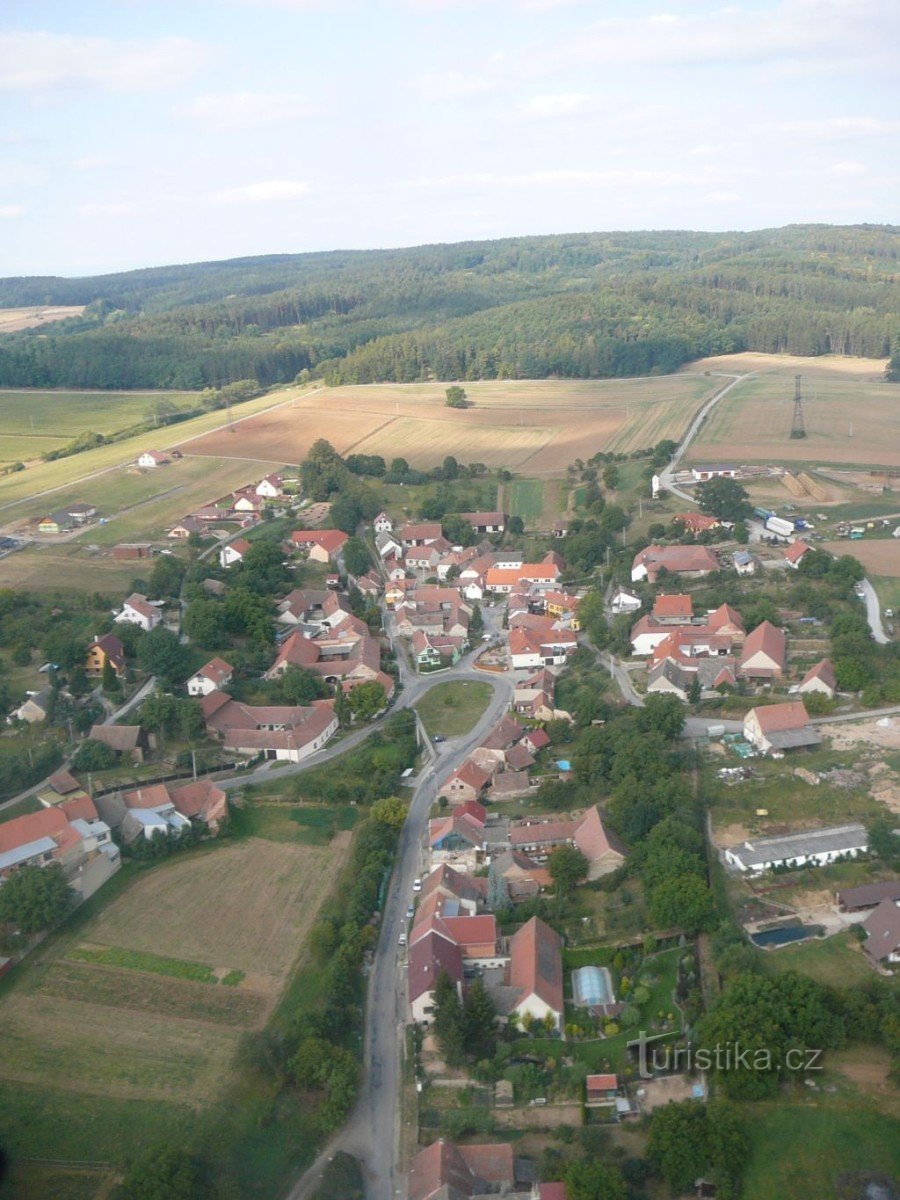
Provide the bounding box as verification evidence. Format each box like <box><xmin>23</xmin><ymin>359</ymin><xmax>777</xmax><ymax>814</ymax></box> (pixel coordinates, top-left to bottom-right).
<box><xmin>0</xmin><ymin>224</ymin><xmax>897</xmax><ymax>389</ymax></box>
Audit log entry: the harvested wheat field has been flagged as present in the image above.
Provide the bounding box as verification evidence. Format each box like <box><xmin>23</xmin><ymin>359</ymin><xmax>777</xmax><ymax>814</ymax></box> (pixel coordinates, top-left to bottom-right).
<box><xmin>822</xmin><ymin>540</ymin><xmax>900</xmax><ymax>577</ymax></box>
<box><xmin>0</xmin><ymin>306</ymin><xmax>85</xmax><ymax>333</ymax></box>
<box><xmin>182</xmin><ymin>376</ymin><xmax>716</xmax><ymax>473</ymax></box>
<box><xmin>88</xmin><ymin>838</ymin><xmax>338</xmax><ymax>985</ymax></box>
<box><xmin>0</xmin><ymin>990</ymin><xmax>240</xmax><ymax>1104</ymax></box>
<box><xmin>685</xmin><ymin>353</ymin><xmax>899</xmax><ymax>468</ymax></box>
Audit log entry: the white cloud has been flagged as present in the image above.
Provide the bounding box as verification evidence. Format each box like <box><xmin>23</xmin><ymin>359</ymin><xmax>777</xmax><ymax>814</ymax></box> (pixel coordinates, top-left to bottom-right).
<box><xmin>79</xmin><ymin>202</ymin><xmax>136</xmax><ymax>217</ymax></box>
<box><xmin>705</xmin><ymin>190</ymin><xmax>741</xmax><ymax>203</ymax></box>
<box><xmin>830</xmin><ymin>160</ymin><xmax>867</xmax><ymax>176</ymax></box>
<box><xmin>213</xmin><ymin>179</ymin><xmax>312</xmax><ymax>204</ymax></box>
<box><xmin>520</xmin><ymin>92</ymin><xmax>591</xmax><ymax>118</ymax></box>
<box><xmin>564</xmin><ymin>0</ymin><xmax>899</xmax><ymax>70</ymax></box>
<box><xmin>403</xmin><ymin>167</ymin><xmax>698</xmax><ymax>189</ymax></box>
<box><xmin>689</xmin><ymin>144</ymin><xmax>724</xmax><ymax>157</ymax></box>
<box><xmin>775</xmin><ymin>115</ymin><xmax>900</xmax><ymax>139</ymax></box>
<box><xmin>409</xmin><ymin>70</ymin><xmax>497</xmax><ymax>101</ymax></box>
<box><xmin>0</xmin><ymin>204</ymin><xmax>25</xmax><ymax>218</ymax></box>
<box><xmin>0</xmin><ymin>32</ymin><xmax>209</xmax><ymax>92</ymax></box>
<box><xmin>182</xmin><ymin>91</ymin><xmax>313</xmax><ymax>131</ymax></box>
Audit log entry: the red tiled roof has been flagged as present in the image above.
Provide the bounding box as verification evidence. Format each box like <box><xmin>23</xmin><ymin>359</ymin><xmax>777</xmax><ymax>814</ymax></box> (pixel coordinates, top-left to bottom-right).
<box><xmin>784</xmin><ymin>540</ymin><xmax>811</xmax><ymax>564</ymax></box>
<box><xmin>59</xmin><ymin>795</ymin><xmax>99</xmax><ymax>822</ymax></box>
<box><xmin>0</xmin><ymin>807</ymin><xmax>73</xmax><ymax>856</ymax></box>
<box><xmin>523</xmin><ymin>728</ymin><xmax>551</xmax><ymax>751</ymax></box>
<box><xmin>407</xmin><ymin>932</ymin><xmax>463</xmax><ymax>1004</ymax></box>
<box><xmin>586</xmin><ymin>1073</ymin><xmax>619</xmax><ymax>1089</ymax></box>
<box><xmin>456</xmin><ymin>799</ymin><xmax>486</xmax><ymax>827</ymax></box>
<box><xmin>800</xmin><ymin>658</ymin><xmax>836</xmax><ymax>690</ymax></box>
<box><xmin>49</xmin><ymin>769</ymin><xmax>82</xmax><ymax>795</ymax></box>
<box><xmin>652</xmin><ymin>593</ymin><xmax>693</xmax><ymax>621</ymax></box>
<box><xmin>632</xmin><ymin>544</ymin><xmax>719</xmax><ymax>576</ymax></box>
<box><xmin>197</xmin><ymin>656</ymin><xmax>233</xmax><ymax>684</ymax></box>
<box><xmin>121</xmin><ymin>593</ymin><xmax>157</xmax><ymax>620</ymax></box>
<box><xmin>747</xmin><ymin>700</ymin><xmax>810</xmax><ymax>733</ymax></box>
<box><xmin>508</xmin><ymin>916</ymin><xmax>563</xmax><ymax>1014</ymax></box>
<box><xmin>574</xmin><ymin>805</ymin><xmax>627</xmax><ymax>863</ymax></box>
<box><xmin>290</xmin><ymin>529</ymin><xmax>348</xmax><ymax>553</ymax></box>
<box><xmin>740</xmin><ymin>620</ymin><xmax>786</xmax><ymax>669</ymax></box>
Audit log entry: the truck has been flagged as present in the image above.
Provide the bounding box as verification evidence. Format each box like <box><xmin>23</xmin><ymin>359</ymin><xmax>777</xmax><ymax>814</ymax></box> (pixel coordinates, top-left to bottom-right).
<box><xmin>754</xmin><ymin>507</ymin><xmax>774</xmax><ymax>522</ymax></box>
<box><xmin>765</xmin><ymin>515</ymin><xmax>795</xmax><ymax>538</ymax></box>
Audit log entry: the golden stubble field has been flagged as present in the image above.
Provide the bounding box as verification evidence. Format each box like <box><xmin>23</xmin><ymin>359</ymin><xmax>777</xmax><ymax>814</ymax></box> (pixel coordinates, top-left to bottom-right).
<box><xmin>0</xmin><ymin>838</ymin><xmax>343</xmax><ymax>1107</ymax></box>
<box><xmin>684</xmin><ymin>353</ymin><xmax>899</xmax><ymax>467</ymax></box>
<box><xmin>181</xmin><ymin>376</ymin><xmax>717</xmax><ymax>473</ymax></box>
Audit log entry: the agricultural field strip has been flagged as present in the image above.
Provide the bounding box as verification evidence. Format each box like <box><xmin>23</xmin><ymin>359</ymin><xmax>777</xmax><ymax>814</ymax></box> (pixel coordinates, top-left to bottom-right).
<box><xmin>0</xmin><ymin>383</ymin><xmax>319</xmax><ymax>511</ymax></box>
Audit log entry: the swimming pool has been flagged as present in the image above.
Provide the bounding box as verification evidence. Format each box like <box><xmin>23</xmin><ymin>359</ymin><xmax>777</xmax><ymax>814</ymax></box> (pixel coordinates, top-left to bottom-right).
<box><xmin>572</xmin><ymin>965</ymin><xmax>615</xmax><ymax>1007</ymax></box>
<box><xmin>751</xmin><ymin>924</ymin><xmax>823</xmax><ymax>948</ymax></box>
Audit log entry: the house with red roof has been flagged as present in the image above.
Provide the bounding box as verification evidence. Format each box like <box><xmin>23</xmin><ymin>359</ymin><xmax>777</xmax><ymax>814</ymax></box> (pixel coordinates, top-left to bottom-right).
<box><xmin>407</xmin><ymin>1139</ymin><xmax>515</xmax><ymax>1200</ymax></box>
<box><xmin>459</xmin><ymin>511</ymin><xmax>505</xmax><ymax>534</ymax></box>
<box><xmin>652</xmin><ymin>593</ymin><xmax>693</xmax><ymax>623</ymax></box>
<box><xmin>290</xmin><ymin>529</ymin><xmax>348</xmax><ymax>562</ymax></box>
<box><xmin>672</xmin><ymin>512</ymin><xmax>720</xmax><ymax>534</ymax></box>
<box><xmin>203</xmin><ymin>695</ymin><xmax>338</xmax><ymax>762</ymax></box>
<box><xmin>744</xmin><ymin>701</ymin><xmax>821</xmax><ymax>753</ymax></box>
<box><xmin>798</xmin><ymin>658</ymin><xmax>837</xmax><ymax>699</ymax></box>
<box><xmin>187</xmin><ymin>656</ymin><xmax>234</xmax><ymax>697</ymax></box>
<box><xmin>114</xmin><ymin>592</ymin><xmax>162</xmax><ymax>632</ymax></box>
<box><xmin>438</xmin><ymin>760</ymin><xmax>492</xmax><ymax>806</ymax></box>
<box><xmin>408</xmin><ymin>929</ymin><xmax>464</xmax><ymax>1025</ymax></box>
<box><xmin>399</xmin><ymin>522</ymin><xmax>444</xmax><ymax>547</ymax></box>
<box><xmin>0</xmin><ymin>807</ymin><xmax>91</xmax><ymax>880</ymax></box>
<box><xmin>631</xmin><ymin>544</ymin><xmax>719</xmax><ymax>584</ymax></box>
<box><xmin>219</xmin><ymin>537</ymin><xmax>251</xmax><ymax>568</ymax></box>
<box><xmin>784</xmin><ymin>540</ymin><xmax>812</xmax><ymax>568</ymax></box>
<box><xmin>505</xmin><ymin>916</ymin><xmax>564</xmax><ymax>1031</ymax></box>
<box><xmin>739</xmin><ymin>619</ymin><xmax>786</xmax><ymax>679</ymax></box>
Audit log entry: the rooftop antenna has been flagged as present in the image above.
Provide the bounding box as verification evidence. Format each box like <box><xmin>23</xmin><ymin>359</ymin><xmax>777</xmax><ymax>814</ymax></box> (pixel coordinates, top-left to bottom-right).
<box><xmin>790</xmin><ymin>374</ymin><xmax>806</xmax><ymax>439</ymax></box>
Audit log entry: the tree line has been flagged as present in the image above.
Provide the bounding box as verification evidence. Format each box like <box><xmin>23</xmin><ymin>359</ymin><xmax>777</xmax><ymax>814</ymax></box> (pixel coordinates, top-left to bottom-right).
<box><xmin>0</xmin><ymin>225</ymin><xmax>896</xmax><ymax>389</ymax></box>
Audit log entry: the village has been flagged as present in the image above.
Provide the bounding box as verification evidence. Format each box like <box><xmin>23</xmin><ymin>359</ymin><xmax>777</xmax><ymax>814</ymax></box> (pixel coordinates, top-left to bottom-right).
<box><xmin>1</xmin><ymin>441</ymin><xmax>899</xmax><ymax>1200</ymax></box>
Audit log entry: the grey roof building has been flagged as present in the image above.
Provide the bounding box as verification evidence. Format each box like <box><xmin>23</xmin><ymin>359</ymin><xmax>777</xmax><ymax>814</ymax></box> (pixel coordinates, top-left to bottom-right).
<box><xmin>724</xmin><ymin>823</ymin><xmax>868</xmax><ymax>873</ymax></box>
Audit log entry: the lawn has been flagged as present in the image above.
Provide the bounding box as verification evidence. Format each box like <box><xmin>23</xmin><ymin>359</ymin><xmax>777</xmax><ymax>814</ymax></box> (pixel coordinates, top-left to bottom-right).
<box><xmin>0</xmin><ymin>382</ymin><xmax>308</xmax><ymax>511</ymax></box>
<box><xmin>0</xmin><ymin>388</ymin><xmax>199</xmax><ymax>462</ymax></box>
<box><xmin>759</xmin><ymin>929</ymin><xmax>876</xmax><ymax>989</ymax></box>
<box><xmin>506</xmin><ymin>478</ymin><xmax>545</xmax><ymax>527</ymax></box>
<box><xmin>0</xmin><ymin>543</ymin><xmax>146</xmax><ymax>594</ymax></box>
<box><xmin>231</xmin><ymin>802</ymin><xmax>359</xmax><ymax>846</ymax></box>
<box><xmin>686</xmin><ymin>356</ymin><xmax>900</xmax><ymax>468</ymax></box>
<box><xmin>741</xmin><ymin>1099</ymin><xmax>900</xmax><ymax>1200</ymax></box>
<box><xmin>415</xmin><ymin>680</ymin><xmax>494</xmax><ymax>737</ymax></box>
<box><xmin>0</xmin><ymin>832</ymin><xmax>354</xmax><ymax>1196</ymax></box>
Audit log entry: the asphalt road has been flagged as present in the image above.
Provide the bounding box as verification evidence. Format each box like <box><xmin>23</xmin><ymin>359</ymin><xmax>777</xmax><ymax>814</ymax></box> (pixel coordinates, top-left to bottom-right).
<box><xmin>859</xmin><ymin>577</ymin><xmax>889</xmax><ymax>645</ymax></box>
<box><xmin>283</xmin><ymin>613</ymin><xmax>514</xmax><ymax>1200</ymax></box>
<box><xmin>657</xmin><ymin>372</ymin><xmax>749</xmax><ymax>501</ymax></box>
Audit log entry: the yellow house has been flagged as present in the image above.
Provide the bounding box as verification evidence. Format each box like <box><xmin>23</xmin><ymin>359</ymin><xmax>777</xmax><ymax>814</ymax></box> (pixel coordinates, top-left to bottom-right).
<box><xmin>85</xmin><ymin>634</ymin><xmax>126</xmax><ymax>677</ymax></box>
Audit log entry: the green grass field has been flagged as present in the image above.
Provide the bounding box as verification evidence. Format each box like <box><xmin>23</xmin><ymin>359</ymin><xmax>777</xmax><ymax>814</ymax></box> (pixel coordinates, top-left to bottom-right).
<box><xmin>415</xmin><ymin>680</ymin><xmax>493</xmax><ymax>738</ymax></box>
<box><xmin>231</xmin><ymin>803</ymin><xmax>359</xmax><ymax>846</ymax></box>
<box><xmin>69</xmin><ymin>943</ymin><xmax>220</xmax><ymax>983</ymax></box>
<box><xmin>0</xmin><ymin>389</ymin><xmax>199</xmax><ymax>463</ymax></box>
<box><xmin>759</xmin><ymin>930</ymin><xmax>876</xmax><ymax>989</ymax></box>
<box><xmin>0</xmin><ymin>382</ymin><xmax>308</xmax><ymax>512</ymax></box>
<box><xmin>741</xmin><ymin>1100</ymin><xmax>900</xmax><ymax>1200</ymax></box>
<box><xmin>506</xmin><ymin>478</ymin><xmax>545</xmax><ymax>527</ymax></box>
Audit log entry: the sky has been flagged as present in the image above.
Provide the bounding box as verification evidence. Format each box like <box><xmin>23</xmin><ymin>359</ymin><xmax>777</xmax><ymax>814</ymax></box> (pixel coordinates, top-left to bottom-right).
<box><xmin>1</xmin><ymin>0</ymin><xmax>898</xmax><ymax>277</ymax></box>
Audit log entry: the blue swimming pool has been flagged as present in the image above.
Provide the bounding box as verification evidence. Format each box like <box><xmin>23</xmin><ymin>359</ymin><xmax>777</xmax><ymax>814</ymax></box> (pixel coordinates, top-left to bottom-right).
<box><xmin>751</xmin><ymin>924</ymin><xmax>823</xmax><ymax>948</ymax></box>
<box><xmin>556</xmin><ymin>760</ymin><xmax>572</xmax><ymax>772</ymax></box>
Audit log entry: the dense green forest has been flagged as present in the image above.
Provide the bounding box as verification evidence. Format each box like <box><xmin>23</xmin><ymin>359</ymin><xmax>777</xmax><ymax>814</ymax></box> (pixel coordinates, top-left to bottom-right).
<box><xmin>0</xmin><ymin>225</ymin><xmax>897</xmax><ymax>389</ymax></box>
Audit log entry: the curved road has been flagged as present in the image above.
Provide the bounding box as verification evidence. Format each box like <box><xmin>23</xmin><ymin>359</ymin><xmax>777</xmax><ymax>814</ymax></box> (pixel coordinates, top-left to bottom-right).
<box><xmin>658</xmin><ymin>372</ymin><xmax>748</xmax><ymax>502</ymax></box>
<box><xmin>282</xmin><ymin>613</ymin><xmax>514</xmax><ymax>1200</ymax></box>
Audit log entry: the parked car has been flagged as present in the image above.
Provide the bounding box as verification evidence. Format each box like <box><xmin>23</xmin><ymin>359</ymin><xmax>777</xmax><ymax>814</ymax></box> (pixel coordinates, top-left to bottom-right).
<box><xmin>433</xmin><ymin>734</ymin><xmax>445</xmax><ymax>744</ymax></box>
<box><xmin>398</xmin><ymin>932</ymin><xmax>407</xmax><ymax>947</ymax></box>
<box><xmin>406</xmin><ymin>904</ymin><xmax>414</xmax><ymax>919</ymax></box>
<box><xmin>412</xmin><ymin>877</ymin><xmax>422</xmax><ymax>892</ymax></box>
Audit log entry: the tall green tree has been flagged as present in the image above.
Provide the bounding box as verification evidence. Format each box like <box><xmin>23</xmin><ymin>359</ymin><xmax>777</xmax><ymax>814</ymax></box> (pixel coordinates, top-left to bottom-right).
<box><xmin>0</xmin><ymin>864</ymin><xmax>74</xmax><ymax>934</ymax></box>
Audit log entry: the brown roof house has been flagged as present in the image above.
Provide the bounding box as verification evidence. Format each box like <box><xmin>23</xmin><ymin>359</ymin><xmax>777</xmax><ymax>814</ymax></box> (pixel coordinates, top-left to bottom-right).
<box><xmin>438</xmin><ymin>760</ymin><xmax>491</xmax><ymax>806</ymax></box>
<box><xmin>862</xmin><ymin>899</ymin><xmax>900</xmax><ymax>968</ymax></box>
<box><xmin>408</xmin><ymin>1139</ymin><xmax>515</xmax><ymax>1200</ymax></box>
<box><xmin>187</xmin><ymin>657</ymin><xmax>234</xmax><ymax>697</ymax></box>
<box><xmin>798</xmin><ymin>658</ymin><xmax>837</xmax><ymax>699</ymax></box>
<box><xmin>631</xmin><ymin>544</ymin><xmax>719</xmax><ymax>584</ymax></box>
<box><xmin>504</xmin><ymin>916</ymin><xmax>564</xmax><ymax>1032</ymax></box>
<box><xmin>739</xmin><ymin>620</ymin><xmax>786</xmax><ymax>680</ymax></box>
<box><xmin>88</xmin><ymin>724</ymin><xmax>149</xmax><ymax>762</ymax></box>
<box><xmin>85</xmin><ymin>634</ymin><xmax>126</xmax><ymax>678</ymax></box>
<box><xmin>743</xmin><ymin>701</ymin><xmax>821</xmax><ymax>754</ymax></box>
<box><xmin>202</xmin><ymin>694</ymin><xmax>338</xmax><ymax>763</ymax></box>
